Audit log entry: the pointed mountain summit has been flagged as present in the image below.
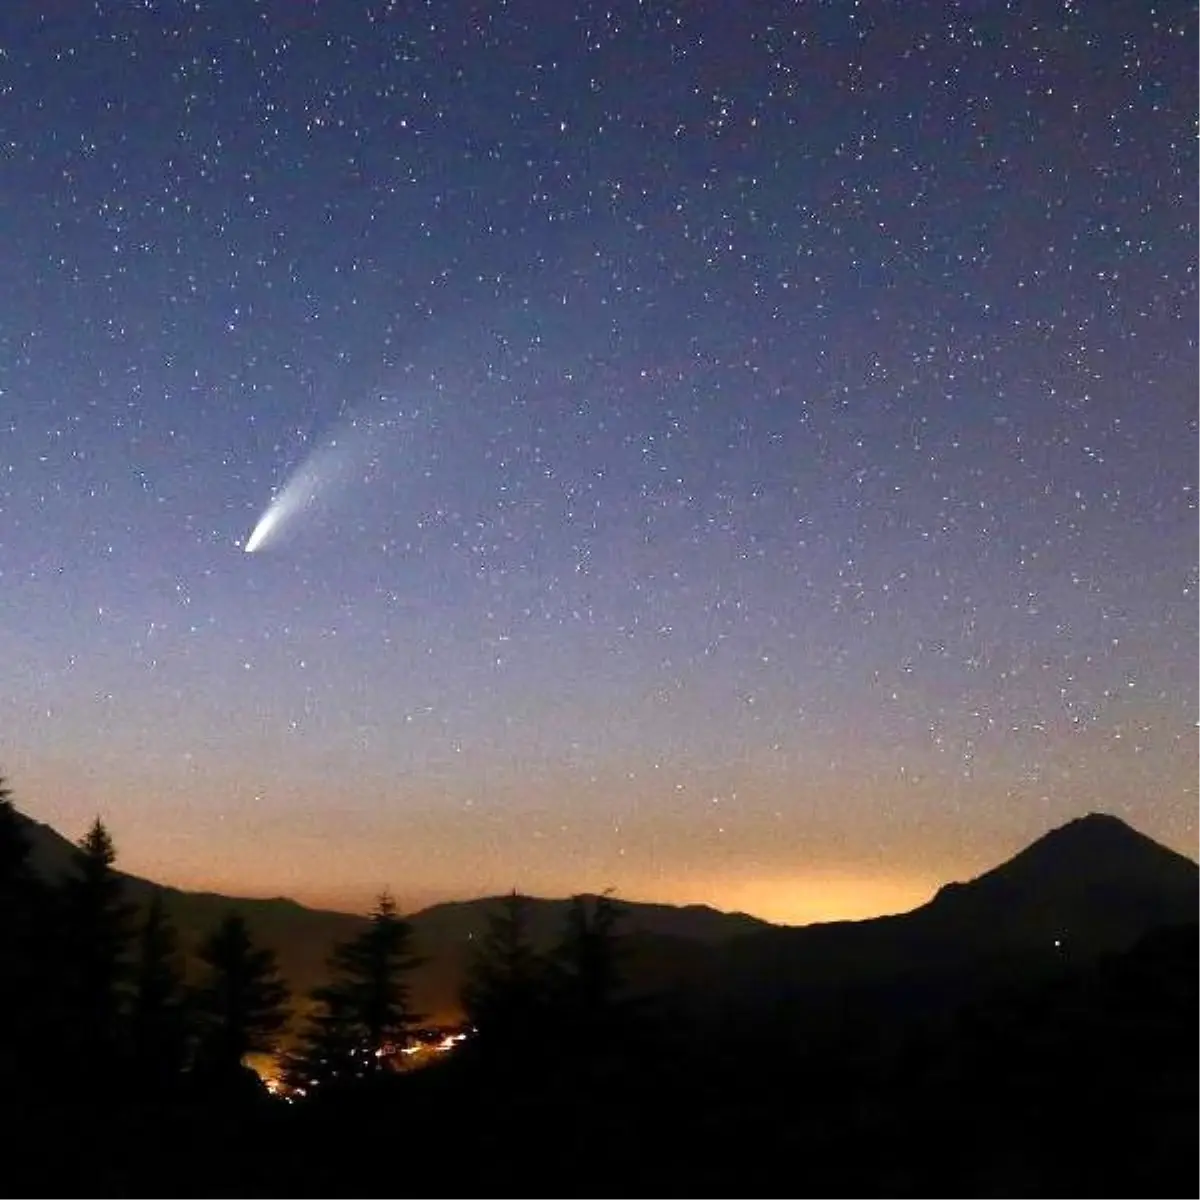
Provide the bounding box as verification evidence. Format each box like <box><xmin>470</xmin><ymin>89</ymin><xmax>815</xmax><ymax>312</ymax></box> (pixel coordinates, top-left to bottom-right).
<box><xmin>923</xmin><ymin>811</ymin><xmax>1198</xmax><ymax>955</ymax></box>
<box><xmin>946</xmin><ymin>811</ymin><xmax>1196</xmax><ymax>891</ymax></box>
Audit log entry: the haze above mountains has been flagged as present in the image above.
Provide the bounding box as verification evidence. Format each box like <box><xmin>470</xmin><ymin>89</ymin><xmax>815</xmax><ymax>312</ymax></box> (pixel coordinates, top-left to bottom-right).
<box><xmin>17</xmin><ymin>809</ymin><xmax>1196</xmax><ymax>1023</ymax></box>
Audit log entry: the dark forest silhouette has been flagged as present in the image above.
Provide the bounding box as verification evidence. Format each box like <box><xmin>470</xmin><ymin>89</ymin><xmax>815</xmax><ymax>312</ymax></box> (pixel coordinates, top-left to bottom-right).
<box><xmin>0</xmin><ymin>773</ymin><xmax>1195</xmax><ymax>1198</ymax></box>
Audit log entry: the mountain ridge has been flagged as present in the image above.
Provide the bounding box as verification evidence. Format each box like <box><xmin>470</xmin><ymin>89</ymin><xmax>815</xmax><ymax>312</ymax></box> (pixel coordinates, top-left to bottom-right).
<box><xmin>13</xmin><ymin>807</ymin><xmax>1196</xmax><ymax>1022</ymax></box>
<box><xmin>13</xmin><ymin>810</ymin><xmax>772</xmax><ymax>1018</ymax></box>
<box><xmin>16</xmin><ymin>811</ymin><xmax>770</xmax><ymax>927</ymax></box>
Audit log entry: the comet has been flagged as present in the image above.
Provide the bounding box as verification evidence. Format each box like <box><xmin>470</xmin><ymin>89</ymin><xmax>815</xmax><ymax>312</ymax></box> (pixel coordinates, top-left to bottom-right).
<box><xmin>244</xmin><ymin>506</ymin><xmax>280</xmax><ymax>554</ymax></box>
<box><xmin>243</xmin><ymin>449</ymin><xmax>330</xmax><ymax>554</ymax></box>
<box><xmin>243</xmin><ymin>402</ymin><xmax>404</xmax><ymax>554</ymax></box>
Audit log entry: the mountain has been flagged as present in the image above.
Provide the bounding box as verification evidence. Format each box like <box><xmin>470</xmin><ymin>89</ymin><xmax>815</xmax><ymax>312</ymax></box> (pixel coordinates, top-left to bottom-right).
<box><xmin>687</xmin><ymin>812</ymin><xmax>1199</xmax><ymax>1024</ymax></box>
<box><xmin>19</xmin><ymin>812</ymin><xmax>369</xmax><ymax>1006</ymax></box>
<box><xmin>15</xmin><ymin>809</ymin><xmax>1195</xmax><ymax>1024</ymax></box>
<box><xmin>14</xmin><ymin>812</ymin><xmax>768</xmax><ymax>1020</ymax></box>
<box><xmin>919</xmin><ymin>811</ymin><xmax>1199</xmax><ymax>953</ymax></box>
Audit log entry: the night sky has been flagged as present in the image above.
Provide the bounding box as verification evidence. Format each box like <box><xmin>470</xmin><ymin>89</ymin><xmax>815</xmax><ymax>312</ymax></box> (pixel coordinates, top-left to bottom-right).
<box><xmin>2</xmin><ymin>0</ymin><xmax>1195</xmax><ymax>923</ymax></box>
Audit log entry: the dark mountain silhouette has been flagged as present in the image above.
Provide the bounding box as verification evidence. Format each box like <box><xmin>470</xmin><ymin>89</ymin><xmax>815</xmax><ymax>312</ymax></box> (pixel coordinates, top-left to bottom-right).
<box><xmin>19</xmin><ymin>812</ymin><xmax>370</xmax><ymax>1006</ymax></box>
<box><xmin>686</xmin><ymin>811</ymin><xmax>1199</xmax><ymax>1024</ymax></box>
<box><xmin>15</xmin><ymin>812</ymin><xmax>768</xmax><ymax>1019</ymax></box>
<box><xmin>15</xmin><ymin>809</ymin><xmax>1195</xmax><ymax>1023</ymax></box>
<box><xmin>6</xmin><ymin>808</ymin><xmax>1196</xmax><ymax>1198</ymax></box>
<box><xmin>920</xmin><ymin>810</ymin><xmax>1198</xmax><ymax>952</ymax></box>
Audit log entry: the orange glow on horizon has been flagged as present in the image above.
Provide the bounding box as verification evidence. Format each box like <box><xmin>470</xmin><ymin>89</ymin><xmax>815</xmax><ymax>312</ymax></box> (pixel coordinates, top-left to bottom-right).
<box><xmin>12</xmin><ymin>755</ymin><xmax>1196</xmax><ymax>927</ymax></box>
<box><xmin>163</xmin><ymin>870</ymin><xmax>938</xmax><ymax>928</ymax></box>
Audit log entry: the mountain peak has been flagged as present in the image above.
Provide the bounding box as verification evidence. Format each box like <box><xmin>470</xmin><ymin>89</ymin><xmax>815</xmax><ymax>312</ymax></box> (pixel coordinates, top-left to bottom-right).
<box><xmin>924</xmin><ymin>810</ymin><xmax>1197</xmax><ymax>954</ymax></box>
<box><xmin>1068</xmin><ymin>810</ymin><xmax>1137</xmax><ymax>829</ymax></box>
<box><xmin>1004</xmin><ymin>810</ymin><xmax>1193</xmax><ymax>874</ymax></box>
<box><xmin>1052</xmin><ymin>810</ymin><xmax>1145</xmax><ymax>836</ymax></box>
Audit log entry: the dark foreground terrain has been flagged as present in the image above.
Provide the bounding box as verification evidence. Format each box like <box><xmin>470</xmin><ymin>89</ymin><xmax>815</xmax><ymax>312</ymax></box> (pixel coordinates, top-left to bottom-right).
<box><xmin>4</xmin><ymin>801</ymin><xmax>1196</xmax><ymax>1197</ymax></box>
<box><xmin>10</xmin><ymin>921</ymin><xmax>1197</xmax><ymax>1199</ymax></box>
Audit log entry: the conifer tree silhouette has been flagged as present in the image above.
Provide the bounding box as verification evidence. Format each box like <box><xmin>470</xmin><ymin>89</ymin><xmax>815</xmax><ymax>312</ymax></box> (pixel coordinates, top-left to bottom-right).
<box><xmin>462</xmin><ymin>890</ymin><xmax>546</xmax><ymax>1062</ymax></box>
<box><xmin>130</xmin><ymin>890</ymin><xmax>188</xmax><ymax>1094</ymax></box>
<box><xmin>57</xmin><ymin>818</ymin><xmax>135</xmax><ymax>1068</ymax></box>
<box><xmin>282</xmin><ymin>984</ymin><xmax>364</xmax><ymax>1095</ymax></box>
<box><xmin>287</xmin><ymin>892</ymin><xmax>421</xmax><ymax>1094</ymax></box>
<box><xmin>549</xmin><ymin>891</ymin><xmax>630</xmax><ymax>1054</ymax></box>
<box><xmin>191</xmin><ymin>912</ymin><xmax>289</xmax><ymax>1095</ymax></box>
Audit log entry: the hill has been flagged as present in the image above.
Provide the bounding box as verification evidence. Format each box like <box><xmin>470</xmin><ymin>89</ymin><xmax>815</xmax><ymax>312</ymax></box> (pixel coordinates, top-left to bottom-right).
<box><xmin>16</xmin><ymin>812</ymin><xmax>769</xmax><ymax>1020</ymax></box>
<box><xmin>8</xmin><ymin>807</ymin><xmax>1195</xmax><ymax>1197</ymax></box>
<box><xmin>16</xmin><ymin>809</ymin><xmax>1196</xmax><ymax>1023</ymax></box>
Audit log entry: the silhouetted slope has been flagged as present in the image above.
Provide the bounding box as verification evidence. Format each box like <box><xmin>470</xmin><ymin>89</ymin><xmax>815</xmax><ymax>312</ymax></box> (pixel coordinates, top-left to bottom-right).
<box><xmin>694</xmin><ymin>812</ymin><xmax>1199</xmax><ymax>1021</ymax></box>
<box><xmin>21</xmin><ymin>812</ymin><xmax>85</xmax><ymax>879</ymax></box>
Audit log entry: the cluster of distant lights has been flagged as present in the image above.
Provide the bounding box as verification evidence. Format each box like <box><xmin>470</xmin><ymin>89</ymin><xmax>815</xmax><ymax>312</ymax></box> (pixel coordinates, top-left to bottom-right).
<box><xmin>264</xmin><ymin>1029</ymin><xmax>471</xmax><ymax>1100</ymax></box>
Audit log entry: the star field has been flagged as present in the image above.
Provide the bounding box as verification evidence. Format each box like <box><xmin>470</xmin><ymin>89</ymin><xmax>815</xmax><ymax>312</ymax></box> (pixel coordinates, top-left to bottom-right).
<box><xmin>1</xmin><ymin>0</ymin><xmax>1195</xmax><ymax>921</ymax></box>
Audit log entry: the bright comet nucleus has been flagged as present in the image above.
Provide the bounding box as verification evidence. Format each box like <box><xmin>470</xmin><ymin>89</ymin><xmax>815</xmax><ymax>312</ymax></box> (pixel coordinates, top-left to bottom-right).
<box><xmin>244</xmin><ymin>505</ymin><xmax>282</xmax><ymax>553</ymax></box>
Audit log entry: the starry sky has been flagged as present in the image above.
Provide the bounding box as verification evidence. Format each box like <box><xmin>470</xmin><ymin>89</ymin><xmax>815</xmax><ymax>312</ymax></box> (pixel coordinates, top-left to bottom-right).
<box><xmin>1</xmin><ymin>0</ymin><xmax>1195</xmax><ymax>923</ymax></box>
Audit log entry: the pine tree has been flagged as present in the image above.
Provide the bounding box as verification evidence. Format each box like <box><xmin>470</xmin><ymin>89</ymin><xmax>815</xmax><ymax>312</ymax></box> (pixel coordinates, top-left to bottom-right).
<box><xmin>191</xmin><ymin>913</ymin><xmax>289</xmax><ymax>1092</ymax></box>
<box><xmin>287</xmin><ymin>892</ymin><xmax>421</xmax><ymax>1093</ymax></box>
<box><xmin>57</xmin><ymin>818</ymin><xmax>136</xmax><ymax>1064</ymax></box>
<box><xmin>130</xmin><ymin>891</ymin><xmax>187</xmax><ymax>1094</ymax></box>
<box><xmin>282</xmin><ymin>986</ymin><xmax>365</xmax><ymax>1095</ymax></box>
<box><xmin>550</xmin><ymin>891</ymin><xmax>629</xmax><ymax>1050</ymax></box>
<box><xmin>327</xmin><ymin>891</ymin><xmax>422</xmax><ymax>1053</ymax></box>
<box><xmin>462</xmin><ymin>890</ymin><xmax>545</xmax><ymax>1060</ymax></box>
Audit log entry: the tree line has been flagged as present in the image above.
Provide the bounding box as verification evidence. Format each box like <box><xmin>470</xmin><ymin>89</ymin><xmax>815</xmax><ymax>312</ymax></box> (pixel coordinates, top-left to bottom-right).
<box><xmin>0</xmin><ymin>776</ymin><xmax>634</xmax><ymax>1109</ymax></box>
<box><xmin>2</xmin><ymin>775</ymin><xmax>1195</xmax><ymax>1197</ymax></box>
